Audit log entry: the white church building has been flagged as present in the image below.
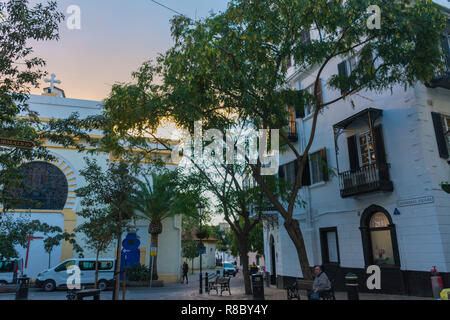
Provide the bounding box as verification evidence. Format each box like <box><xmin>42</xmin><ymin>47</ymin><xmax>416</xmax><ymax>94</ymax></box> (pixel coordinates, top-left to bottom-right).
<box><xmin>8</xmin><ymin>83</ymin><xmax>183</xmax><ymax>284</ymax></box>
<box><xmin>263</xmin><ymin>4</ymin><xmax>450</xmax><ymax>296</ymax></box>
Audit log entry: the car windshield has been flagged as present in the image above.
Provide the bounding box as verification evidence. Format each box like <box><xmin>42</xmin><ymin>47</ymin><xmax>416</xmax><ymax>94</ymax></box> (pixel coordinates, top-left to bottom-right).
<box><xmin>223</xmin><ymin>263</ymin><xmax>233</xmax><ymax>268</ymax></box>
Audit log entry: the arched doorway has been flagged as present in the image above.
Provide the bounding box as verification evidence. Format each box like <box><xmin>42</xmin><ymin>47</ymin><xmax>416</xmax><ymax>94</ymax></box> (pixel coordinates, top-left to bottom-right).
<box><xmin>269</xmin><ymin>235</ymin><xmax>276</xmax><ymax>285</ymax></box>
<box><xmin>359</xmin><ymin>205</ymin><xmax>400</xmax><ymax>267</ymax></box>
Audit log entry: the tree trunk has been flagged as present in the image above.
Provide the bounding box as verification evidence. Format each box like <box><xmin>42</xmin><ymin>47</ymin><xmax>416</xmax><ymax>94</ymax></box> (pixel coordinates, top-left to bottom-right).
<box><xmin>94</xmin><ymin>249</ymin><xmax>100</xmax><ymax>289</ymax></box>
<box><xmin>238</xmin><ymin>238</ymin><xmax>252</xmax><ymax>295</ymax></box>
<box><xmin>150</xmin><ymin>232</ymin><xmax>159</xmax><ymax>280</ymax></box>
<box><xmin>284</xmin><ymin>218</ymin><xmax>313</xmax><ymax>280</ymax></box>
<box><xmin>113</xmin><ymin>233</ymin><xmax>122</xmax><ymax>300</ymax></box>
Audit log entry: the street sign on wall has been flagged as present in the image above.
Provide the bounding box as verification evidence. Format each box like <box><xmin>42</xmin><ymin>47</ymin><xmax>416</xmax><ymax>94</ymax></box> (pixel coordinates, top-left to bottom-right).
<box><xmin>0</xmin><ymin>138</ymin><xmax>34</xmax><ymax>149</ymax></box>
<box><xmin>150</xmin><ymin>247</ymin><xmax>158</xmax><ymax>256</ymax></box>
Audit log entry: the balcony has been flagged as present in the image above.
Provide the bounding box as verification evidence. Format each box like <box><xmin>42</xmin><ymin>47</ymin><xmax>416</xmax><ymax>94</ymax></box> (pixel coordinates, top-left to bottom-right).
<box><xmin>426</xmin><ymin>69</ymin><xmax>450</xmax><ymax>90</ymax></box>
<box><xmin>338</xmin><ymin>163</ymin><xmax>393</xmax><ymax>198</ymax></box>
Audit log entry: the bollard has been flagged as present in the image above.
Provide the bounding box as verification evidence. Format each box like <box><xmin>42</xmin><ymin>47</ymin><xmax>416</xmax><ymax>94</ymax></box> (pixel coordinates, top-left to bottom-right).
<box><xmin>265</xmin><ymin>272</ymin><xmax>271</xmax><ymax>287</ymax></box>
<box><xmin>15</xmin><ymin>276</ymin><xmax>30</xmax><ymax>300</ymax></box>
<box><xmin>199</xmin><ymin>272</ymin><xmax>203</xmax><ymax>294</ymax></box>
<box><xmin>205</xmin><ymin>273</ymin><xmax>209</xmax><ymax>294</ymax></box>
<box><xmin>345</xmin><ymin>273</ymin><xmax>359</xmax><ymax>300</ymax></box>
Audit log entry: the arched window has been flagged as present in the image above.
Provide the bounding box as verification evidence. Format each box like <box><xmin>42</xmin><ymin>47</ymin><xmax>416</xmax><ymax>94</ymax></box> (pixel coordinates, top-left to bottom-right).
<box><xmin>369</xmin><ymin>213</ymin><xmax>394</xmax><ymax>265</ymax></box>
<box><xmin>11</xmin><ymin>161</ymin><xmax>68</xmax><ymax>210</ymax></box>
<box><xmin>360</xmin><ymin>205</ymin><xmax>400</xmax><ymax>267</ymax></box>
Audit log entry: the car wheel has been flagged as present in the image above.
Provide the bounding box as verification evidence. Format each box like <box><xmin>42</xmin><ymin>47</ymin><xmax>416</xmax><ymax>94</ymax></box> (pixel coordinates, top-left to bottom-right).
<box><xmin>98</xmin><ymin>280</ymin><xmax>108</xmax><ymax>291</ymax></box>
<box><xmin>43</xmin><ymin>279</ymin><xmax>56</xmax><ymax>292</ymax></box>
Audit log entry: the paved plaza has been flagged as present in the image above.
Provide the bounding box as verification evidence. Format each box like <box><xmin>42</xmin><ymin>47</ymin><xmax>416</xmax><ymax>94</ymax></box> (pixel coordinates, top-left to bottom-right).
<box><xmin>0</xmin><ymin>270</ymin><xmax>436</xmax><ymax>300</ymax></box>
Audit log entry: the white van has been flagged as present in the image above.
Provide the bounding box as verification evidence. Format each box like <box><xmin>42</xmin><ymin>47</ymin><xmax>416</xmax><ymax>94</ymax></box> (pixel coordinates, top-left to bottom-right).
<box><xmin>0</xmin><ymin>259</ymin><xmax>23</xmax><ymax>285</ymax></box>
<box><xmin>35</xmin><ymin>258</ymin><xmax>115</xmax><ymax>292</ymax></box>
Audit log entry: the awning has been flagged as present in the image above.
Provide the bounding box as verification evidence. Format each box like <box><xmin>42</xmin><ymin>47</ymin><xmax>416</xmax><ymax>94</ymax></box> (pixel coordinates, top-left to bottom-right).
<box><xmin>333</xmin><ymin>108</ymin><xmax>383</xmax><ymax>130</ymax></box>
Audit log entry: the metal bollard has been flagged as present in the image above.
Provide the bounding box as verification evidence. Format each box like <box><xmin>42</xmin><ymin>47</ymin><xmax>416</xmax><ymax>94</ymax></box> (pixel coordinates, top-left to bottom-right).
<box><xmin>345</xmin><ymin>273</ymin><xmax>359</xmax><ymax>300</ymax></box>
<box><xmin>205</xmin><ymin>273</ymin><xmax>209</xmax><ymax>293</ymax></box>
<box><xmin>266</xmin><ymin>272</ymin><xmax>271</xmax><ymax>287</ymax></box>
<box><xmin>15</xmin><ymin>276</ymin><xmax>30</xmax><ymax>300</ymax></box>
<box><xmin>199</xmin><ymin>272</ymin><xmax>203</xmax><ymax>294</ymax></box>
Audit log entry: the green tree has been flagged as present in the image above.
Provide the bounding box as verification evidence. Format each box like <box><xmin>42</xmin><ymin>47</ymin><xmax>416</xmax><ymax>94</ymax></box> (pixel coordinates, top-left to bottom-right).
<box><xmin>76</xmin><ymin>158</ymin><xmax>137</xmax><ymax>300</ymax></box>
<box><xmin>100</xmin><ymin>0</ymin><xmax>446</xmax><ymax>280</ymax></box>
<box><xmin>182</xmin><ymin>241</ymin><xmax>199</xmax><ymax>274</ymax></box>
<box><xmin>0</xmin><ymin>213</ymin><xmax>82</xmax><ymax>261</ymax></box>
<box><xmin>126</xmin><ymin>170</ymin><xmax>182</xmax><ymax>280</ymax></box>
<box><xmin>75</xmin><ymin>211</ymin><xmax>116</xmax><ymax>289</ymax></box>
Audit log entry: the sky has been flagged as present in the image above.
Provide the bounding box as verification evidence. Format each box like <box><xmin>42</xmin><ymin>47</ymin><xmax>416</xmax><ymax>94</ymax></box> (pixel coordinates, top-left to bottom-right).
<box><xmin>30</xmin><ymin>0</ymin><xmax>230</xmax><ymax>101</ymax></box>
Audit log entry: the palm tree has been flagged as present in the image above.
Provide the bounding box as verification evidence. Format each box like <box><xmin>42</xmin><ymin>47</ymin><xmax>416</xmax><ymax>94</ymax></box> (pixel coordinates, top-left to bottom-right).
<box><xmin>127</xmin><ymin>172</ymin><xmax>176</xmax><ymax>280</ymax></box>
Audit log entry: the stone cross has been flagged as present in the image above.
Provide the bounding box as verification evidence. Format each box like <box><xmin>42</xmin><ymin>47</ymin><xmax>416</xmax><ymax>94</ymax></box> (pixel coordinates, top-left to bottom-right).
<box><xmin>44</xmin><ymin>73</ymin><xmax>61</xmax><ymax>93</ymax></box>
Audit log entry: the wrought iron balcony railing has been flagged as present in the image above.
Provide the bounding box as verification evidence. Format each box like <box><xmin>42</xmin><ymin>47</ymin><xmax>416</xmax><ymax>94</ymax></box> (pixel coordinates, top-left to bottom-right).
<box><xmin>338</xmin><ymin>162</ymin><xmax>393</xmax><ymax>198</ymax></box>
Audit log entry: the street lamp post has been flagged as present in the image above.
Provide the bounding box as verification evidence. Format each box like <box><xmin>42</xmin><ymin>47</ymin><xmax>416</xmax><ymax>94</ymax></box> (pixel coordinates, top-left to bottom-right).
<box><xmin>197</xmin><ymin>204</ymin><xmax>205</xmax><ymax>294</ymax></box>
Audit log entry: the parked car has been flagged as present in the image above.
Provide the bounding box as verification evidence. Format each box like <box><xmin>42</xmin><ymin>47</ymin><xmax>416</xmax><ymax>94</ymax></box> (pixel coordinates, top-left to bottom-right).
<box><xmin>0</xmin><ymin>259</ymin><xmax>23</xmax><ymax>285</ymax></box>
<box><xmin>223</xmin><ymin>262</ymin><xmax>237</xmax><ymax>277</ymax></box>
<box><xmin>35</xmin><ymin>258</ymin><xmax>115</xmax><ymax>292</ymax></box>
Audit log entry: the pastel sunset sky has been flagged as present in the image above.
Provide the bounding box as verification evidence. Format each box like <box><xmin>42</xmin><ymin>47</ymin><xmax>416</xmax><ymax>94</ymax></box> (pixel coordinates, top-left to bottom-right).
<box><xmin>30</xmin><ymin>0</ymin><xmax>230</xmax><ymax>101</ymax></box>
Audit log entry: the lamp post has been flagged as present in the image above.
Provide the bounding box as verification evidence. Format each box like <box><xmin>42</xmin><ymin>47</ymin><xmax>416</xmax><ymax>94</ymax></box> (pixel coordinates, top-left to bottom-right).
<box><xmin>197</xmin><ymin>203</ymin><xmax>205</xmax><ymax>294</ymax></box>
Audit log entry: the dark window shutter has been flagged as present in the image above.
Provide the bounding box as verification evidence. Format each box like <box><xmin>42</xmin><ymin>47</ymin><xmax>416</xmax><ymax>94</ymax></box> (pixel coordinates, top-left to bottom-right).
<box><xmin>373</xmin><ymin>125</ymin><xmax>389</xmax><ymax>181</ymax></box>
<box><xmin>347</xmin><ymin>135</ymin><xmax>359</xmax><ymax>171</ymax></box>
<box><xmin>278</xmin><ymin>164</ymin><xmax>285</xmax><ymax>179</ymax></box>
<box><xmin>296</xmin><ymin>90</ymin><xmax>304</xmax><ymax>118</ymax></box>
<box><xmin>317</xmin><ymin>79</ymin><xmax>323</xmax><ymax>106</ymax></box>
<box><xmin>337</xmin><ymin>61</ymin><xmax>349</xmax><ymax>94</ymax></box>
<box><xmin>298</xmin><ymin>157</ymin><xmax>311</xmax><ymax>187</ymax></box>
<box><xmin>431</xmin><ymin>112</ymin><xmax>449</xmax><ymax>159</ymax></box>
<box><xmin>321</xmin><ymin>147</ymin><xmax>329</xmax><ymax>182</ymax></box>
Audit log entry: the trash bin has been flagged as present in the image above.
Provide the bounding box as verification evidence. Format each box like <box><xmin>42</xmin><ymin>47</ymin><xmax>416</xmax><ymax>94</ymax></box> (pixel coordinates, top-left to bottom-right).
<box><xmin>15</xmin><ymin>276</ymin><xmax>30</xmax><ymax>300</ymax></box>
<box><xmin>251</xmin><ymin>274</ymin><xmax>264</xmax><ymax>300</ymax></box>
<box><xmin>344</xmin><ymin>273</ymin><xmax>359</xmax><ymax>300</ymax></box>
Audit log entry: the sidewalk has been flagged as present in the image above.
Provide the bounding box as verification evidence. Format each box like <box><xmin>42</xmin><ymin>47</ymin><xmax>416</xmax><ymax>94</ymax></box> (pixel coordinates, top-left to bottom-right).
<box><xmin>191</xmin><ymin>283</ymin><xmax>435</xmax><ymax>300</ymax></box>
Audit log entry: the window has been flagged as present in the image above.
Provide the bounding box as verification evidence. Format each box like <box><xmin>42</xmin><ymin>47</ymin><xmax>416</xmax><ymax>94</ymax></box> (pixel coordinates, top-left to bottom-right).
<box><xmin>369</xmin><ymin>213</ymin><xmax>394</xmax><ymax>265</ymax></box>
<box><xmin>0</xmin><ymin>261</ymin><xmax>14</xmax><ymax>273</ymax></box>
<box><xmin>55</xmin><ymin>260</ymin><xmax>75</xmax><ymax>272</ymax></box>
<box><xmin>79</xmin><ymin>261</ymin><xmax>96</xmax><ymax>271</ymax></box>
<box><xmin>357</xmin><ymin>131</ymin><xmax>376</xmax><ymax>167</ymax></box>
<box><xmin>431</xmin><ymin>112</ymin><xmax>449</xmax><ymax>158</ymax></box>
<box><xmin>360</xmin><ymin>205</ymin><xmax>400</xmax><ymax>267</ymax></box>
<box><xmin>304</xmin><ymin>84</ymin><xmax>314</xmax><ymax>117</ymax></box>
<box><xmin>320</xmin><ymin>227</ymin><xmax>340</xmax><ymax>264</ymax></box>
<box><xmin>444</xmin><ymin>114</ymin><xmax>450</xmax><ymax>150</ymax></box>
<box><xmin>278</xmin><ymin>159</ymin><xmax>311</xmax><ymax>187</ymax></box>
<box><xmin>98</xmin><ymin>261</ymin><xmax>114</xmax><ymax>270</ymax></box>
<box><xmin>10</xmin><ymin>161</ymin><xmax>68</xmax><ymax>210</ymax></box>
<box><xmin>309</xmin><ymin>148</ymin><xmax>328</xmax><ymax>184</ymax></box>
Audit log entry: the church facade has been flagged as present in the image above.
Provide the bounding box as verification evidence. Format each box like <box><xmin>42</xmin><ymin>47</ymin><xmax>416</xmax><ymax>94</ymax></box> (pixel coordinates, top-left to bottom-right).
<box><xmin>10</xmin><ymin>91</ymin><xmax>182</xmax><ymax>284</ymax></box>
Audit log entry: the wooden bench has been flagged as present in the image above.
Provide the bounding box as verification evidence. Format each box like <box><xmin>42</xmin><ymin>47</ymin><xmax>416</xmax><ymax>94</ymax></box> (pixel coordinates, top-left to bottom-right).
<box><xmin>286</xmin><ymin>278</ymin><xmax>336</xmax><ymax>300</ymax></box>
<box><xmin>67</xmin><ymin>289</ymin><xmax>101</xmax><ymax>300</ymax></box>
<box><xmin>208</xmin><ymin>276</ymin><xmax>231</xmax><ymax>296</ymax></box>
<box><xmin>286</xmin><ymin>279</ymin><xmax>313</xmax><ymax>300</ymax></box>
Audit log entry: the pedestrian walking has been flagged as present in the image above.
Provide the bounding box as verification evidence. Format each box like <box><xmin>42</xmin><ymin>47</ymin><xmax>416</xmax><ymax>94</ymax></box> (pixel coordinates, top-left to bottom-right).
<box><xmin>182</xmin><ymin>262</ymin><xmax>189</xmax><ymax>284</ymax></box>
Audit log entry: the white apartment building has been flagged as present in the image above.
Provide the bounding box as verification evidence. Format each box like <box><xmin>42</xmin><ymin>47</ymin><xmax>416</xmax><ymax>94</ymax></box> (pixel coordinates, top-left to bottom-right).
<box><xmin>263</xmin><ymin>3</ymin><xmax>450</xmax><ymax>296</ymax></box>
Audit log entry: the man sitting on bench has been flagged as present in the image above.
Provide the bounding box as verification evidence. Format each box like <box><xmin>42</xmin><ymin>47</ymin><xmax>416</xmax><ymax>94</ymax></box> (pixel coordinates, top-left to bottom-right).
<box><xmin>308</xmin><ymin>265</ymin><xmax>331</xmax><ymax>300</ymax></box>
